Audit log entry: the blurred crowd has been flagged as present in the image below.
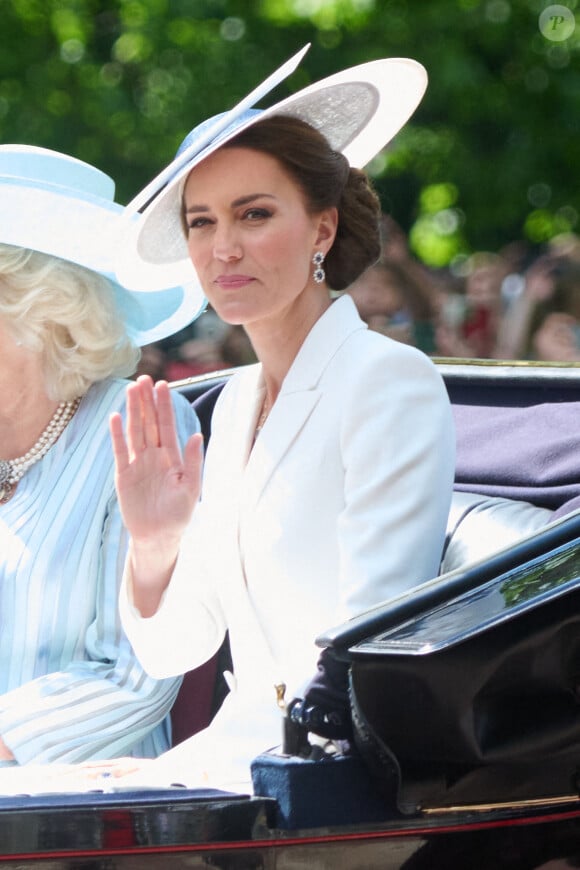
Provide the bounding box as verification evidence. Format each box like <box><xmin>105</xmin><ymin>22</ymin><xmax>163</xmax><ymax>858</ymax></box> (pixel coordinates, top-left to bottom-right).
<box><xmin>136</xmin><ymin>311</ymin><xmax>258</xmax><ymax>381</ymax></box>
<box><xmin>135</xmin><ymin>215</ymin><xmax>580</xmax><ymax>381</ymax></box>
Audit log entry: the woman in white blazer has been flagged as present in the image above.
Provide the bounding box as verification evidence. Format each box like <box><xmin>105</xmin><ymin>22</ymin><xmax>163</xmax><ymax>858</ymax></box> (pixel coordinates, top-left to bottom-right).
<box><xmin>110</xmin><ymin>52</ymin><xmax>456</xmax><ymax>790</ymax></box>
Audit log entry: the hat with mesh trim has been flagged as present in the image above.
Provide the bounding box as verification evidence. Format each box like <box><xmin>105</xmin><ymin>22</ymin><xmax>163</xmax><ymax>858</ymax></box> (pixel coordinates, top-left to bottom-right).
<box><xmin>116</xmin><ymin>45</ymin><xmax>427</xmax><ymax>293</ymax></box>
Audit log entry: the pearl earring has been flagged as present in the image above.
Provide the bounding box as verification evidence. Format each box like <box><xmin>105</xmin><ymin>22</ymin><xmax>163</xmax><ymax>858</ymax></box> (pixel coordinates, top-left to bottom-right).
<box><xmin>312</xmin><ymin>251</ymin><xmax>325</xmax><ymax>284</ymax></box>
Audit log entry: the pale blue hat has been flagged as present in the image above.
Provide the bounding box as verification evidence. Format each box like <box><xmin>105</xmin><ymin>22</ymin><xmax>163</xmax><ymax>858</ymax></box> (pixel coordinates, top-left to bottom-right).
<box><xmin>0</xmin><ymin>145</ymin><xmax>206</xmax><ymax>345</ymax></box>
<box><xmin>116</xmin><ymin>46</ymin><xmax>428</xmax><ymax>294</ymax></box>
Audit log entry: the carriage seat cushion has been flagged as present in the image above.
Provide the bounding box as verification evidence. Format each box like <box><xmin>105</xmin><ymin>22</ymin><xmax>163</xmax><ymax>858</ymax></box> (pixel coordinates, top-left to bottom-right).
<box><xmin>440</xmin><ymin>491</ymin><xmax>554</xmax><ymax>575</ymax></box>
<box><xmin>445</xmin><ymin>391</ymin><xmax>580</xmax><ymax>574</ymax></box>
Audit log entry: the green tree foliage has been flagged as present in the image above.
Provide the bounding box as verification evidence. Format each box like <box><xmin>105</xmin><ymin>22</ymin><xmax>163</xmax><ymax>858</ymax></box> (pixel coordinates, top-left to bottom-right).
<box><xmin>1</xmin><ymin>0</ymin><xmax>578</xmax><ymax>262</ymax></box>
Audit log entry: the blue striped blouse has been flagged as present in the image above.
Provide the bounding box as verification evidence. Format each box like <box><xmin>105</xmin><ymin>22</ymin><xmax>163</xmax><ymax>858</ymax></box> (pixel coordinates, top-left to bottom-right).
<box><xmin>0</xmin><ymin>378</ymin><xmax>200</xmax><ymax>764</ymax></box>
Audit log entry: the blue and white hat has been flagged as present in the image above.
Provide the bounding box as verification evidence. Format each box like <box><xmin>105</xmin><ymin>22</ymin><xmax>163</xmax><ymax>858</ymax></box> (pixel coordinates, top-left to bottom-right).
<box><xmin>116</xmin><ymin>45</ymin><xmax>428</xmax><ymax>294</ymax></box>
<box><xmin>0</xmin><ymin>144</ymin><xmax>206</xmax><ymax>345</ymax></box>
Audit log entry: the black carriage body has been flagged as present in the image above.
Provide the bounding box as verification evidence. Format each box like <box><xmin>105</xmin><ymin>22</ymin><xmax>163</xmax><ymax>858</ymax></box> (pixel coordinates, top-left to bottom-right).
<box><xmin>1</xmin><ymin>782</ymin><xmax>580</xmax><ymax>868</ymax></box>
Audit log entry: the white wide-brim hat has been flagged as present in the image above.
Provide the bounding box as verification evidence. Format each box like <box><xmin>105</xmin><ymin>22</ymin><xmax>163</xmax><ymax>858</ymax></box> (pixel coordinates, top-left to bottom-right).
<box><xmin>0</xmin><ymin>145</ymin><xmax>206</xmax><ymax>345</ymax></box>
<box><xmin>116</xmin><ymin>45</ymin><xmax>428</xmax><ymax>293</ymax></box>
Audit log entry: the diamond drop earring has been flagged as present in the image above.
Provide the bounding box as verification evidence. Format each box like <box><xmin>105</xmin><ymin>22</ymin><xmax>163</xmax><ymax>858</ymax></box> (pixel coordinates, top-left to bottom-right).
<box><xmin>312</xmin><ymin>251</ymin><xmax>325</xmax><ymax>284</ymax></box>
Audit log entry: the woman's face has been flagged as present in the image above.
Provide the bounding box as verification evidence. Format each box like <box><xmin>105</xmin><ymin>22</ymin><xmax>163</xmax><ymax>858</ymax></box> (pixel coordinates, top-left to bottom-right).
<box><xmin>532</xmin><ymin>311</ymin><xmax>580</xmax><ymax>362</ymax></box>
<box><xmin>182</xmin><ymin>146</ymin><xmax>336</xmax><ymax>328</ymax></box>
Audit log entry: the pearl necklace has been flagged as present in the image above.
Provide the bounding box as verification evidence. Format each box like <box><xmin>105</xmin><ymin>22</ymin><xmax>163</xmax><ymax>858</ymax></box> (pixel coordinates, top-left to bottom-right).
<box><xmin>0</xmin><ymin>397</ymin><xmax>81</xmax><ymax>504</ymax></box>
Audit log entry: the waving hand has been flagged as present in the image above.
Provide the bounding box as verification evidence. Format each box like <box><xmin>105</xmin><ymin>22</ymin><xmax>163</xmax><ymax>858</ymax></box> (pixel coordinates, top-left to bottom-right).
<box><xmin>109</xmin><ymin>377</ymin><xmax>203</xmax><ymax>613</ymax></box>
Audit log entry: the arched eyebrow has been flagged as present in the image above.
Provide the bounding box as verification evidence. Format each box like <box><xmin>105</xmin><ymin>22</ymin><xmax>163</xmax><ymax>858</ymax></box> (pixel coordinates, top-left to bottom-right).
<box><xmin>184</xmin><ymin>193</ymin><xmax>276</xmax><ymax>215</ymax></box>
<box><xmin>231</xmin><ymin>193</ymin><xmax>276</xmax><ymax>207</ymax></box>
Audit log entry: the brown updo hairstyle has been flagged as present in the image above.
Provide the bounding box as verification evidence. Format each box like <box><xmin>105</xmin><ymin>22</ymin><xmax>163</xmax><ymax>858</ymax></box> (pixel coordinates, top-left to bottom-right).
<box><xmin>221</xmin><ymin>115</ymin><xmax>382</xmax><ymax>291</ymax></box>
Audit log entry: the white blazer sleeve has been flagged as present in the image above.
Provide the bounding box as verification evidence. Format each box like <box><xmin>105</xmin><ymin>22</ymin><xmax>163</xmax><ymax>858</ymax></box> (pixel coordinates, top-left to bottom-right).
<box><xmin>119</xmin><ymin>511</ymin><xmax>227</xmax><ymax>680</ymax></box>
<box><xmin>119</xmin><ymin>387</ymin><xmax>231</xmax><ymax>681</ymax></box>
<box><xmin>337</xmin><ymin>341</ymin><xmax>455</xmax><ymax>619</ymax></box>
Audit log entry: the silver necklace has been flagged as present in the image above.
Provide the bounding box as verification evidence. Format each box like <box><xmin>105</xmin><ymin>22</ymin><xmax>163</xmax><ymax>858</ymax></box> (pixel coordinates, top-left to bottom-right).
<box><xmin>0</xmin><ymin>397</ymin><xmax>81</xmax><ymax>504</ymax></box>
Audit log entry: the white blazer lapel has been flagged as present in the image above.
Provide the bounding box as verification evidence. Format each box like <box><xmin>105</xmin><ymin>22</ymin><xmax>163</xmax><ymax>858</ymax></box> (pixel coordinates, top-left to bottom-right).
<box><xmin>243</xmin><ymin>389</ymin><xmax>321</xmax><ymax>509</ymax></box>
<box><xmin>242</xmin><ymin>295</ymin><xmax>366</xmax><ymax>509</ymax></box>
<box><xmin>220</xmin><ymin>364</ymin><xmax>265</xmax><ymax>469</ymax></box>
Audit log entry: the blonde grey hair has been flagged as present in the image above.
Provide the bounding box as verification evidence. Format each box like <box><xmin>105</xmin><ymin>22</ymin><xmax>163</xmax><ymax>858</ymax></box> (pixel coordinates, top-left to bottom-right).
<box><xmin>0</xmin><ymin>244</ymin><xmax>140</xmax><ymax>401</ymax></box>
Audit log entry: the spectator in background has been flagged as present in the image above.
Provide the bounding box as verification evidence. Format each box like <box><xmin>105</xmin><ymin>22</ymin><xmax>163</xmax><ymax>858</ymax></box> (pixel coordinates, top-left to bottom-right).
<box><xmin>496</xmin><ymin>248</ymin><xmax>580</xmax><ymax>362</ymax></box>
<box><xmin>165</xmin><ymin>337</ymin><xmax>228</xmax><ymax>380</ymax></box>
<box><xmin>531</xmin><ymin>309</ymin><xmax>580</xmax><ymax>362</ymax></box>
<box><xmin>461</xmin><ymin>252</ymin><xmax>508</xmax><ymax>357</ymax></box>
<box><xmin>220</xmin><ymin>325</ymin><xmax>257</xmax><ymax>368</ymax></box>
<box><xmin>435</xmin><ymin>251</ymin><xmax>508</xmax><ymax>359</ymax></box>
<box><xmin>348</xmin><ymin>260</ymin><xmax>414</xmax><ymax>345</ymax></box>
<box><xmin>135</xmin><ymin>326</ymin><xmax>256</xmax><ymax>382</ymax></box>
<box><xmin>494</xmin><ymin>253</ymin><xmax>557</xmax><ymax>360</ymax></box>
<box><xmin>348</xmin><ymin>216</ymin><xmax>441</xmax><ymax>354</ymax></box>
<box><xmin>134</xmin><ymin>342</ymin><xmax>169</xmax><ymax>380</ymax></box>
<box><xmin>157</xmin><ymin>305</ymin><xmax>239</xmax><ymax>380</ymax></box>
<box><xmin>380</xmin><ymin>215</ymin><xmax>440</xmax><ymax>353</ymax></box>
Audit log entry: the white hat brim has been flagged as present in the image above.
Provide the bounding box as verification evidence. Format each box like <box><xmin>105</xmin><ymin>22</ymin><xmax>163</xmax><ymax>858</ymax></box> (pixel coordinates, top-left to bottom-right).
<box><xmin>116</xmin><ymin>55</ymin><xmax>427</xmax><ymax>293</ymax></box>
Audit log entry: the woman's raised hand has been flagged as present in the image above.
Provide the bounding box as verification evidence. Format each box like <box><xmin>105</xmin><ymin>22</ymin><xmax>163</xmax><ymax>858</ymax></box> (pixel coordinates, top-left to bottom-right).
<box><xmin>109</xmin><ymin>377</ymin><xmax>203</xmax><ymax>609</ymax></box>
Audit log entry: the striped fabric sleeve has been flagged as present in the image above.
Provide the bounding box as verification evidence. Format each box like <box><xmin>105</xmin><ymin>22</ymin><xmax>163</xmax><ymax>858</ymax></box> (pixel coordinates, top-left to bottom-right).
<box><xmin>0</xmin><ymin>389</ymin><xmax>200</xmax><ymax>764</ymax></box>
